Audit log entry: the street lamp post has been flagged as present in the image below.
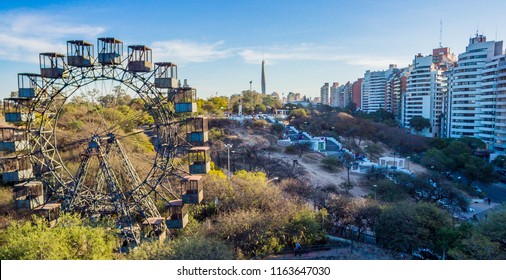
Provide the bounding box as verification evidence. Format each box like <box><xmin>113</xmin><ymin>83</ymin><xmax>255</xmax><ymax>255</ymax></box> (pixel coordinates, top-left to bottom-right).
<box><xmin>225</xmin><ymin>144</ymin><xmax>233</xmax><ymax>179</ymax></box>
<box><xmin>373</xmin><ymin>184</ymin><xmax>377</xmax><ymax>201</ymax></box>
<box><xmin>231</xmin><ymin>150</ymin><xmax>236</xmax><ymax>172</ymax></box>
<box><xmin>406</xmin><ymin>156</ymin><xmax>411</xmax><ymax>171</ymax></box>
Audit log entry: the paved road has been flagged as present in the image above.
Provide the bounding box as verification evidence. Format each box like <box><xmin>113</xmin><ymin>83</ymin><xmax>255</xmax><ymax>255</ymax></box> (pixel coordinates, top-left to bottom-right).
<box><xmin>480</xmin><ymin>182</ymin><xmax>506</xmax><ymax>203</ymax></box>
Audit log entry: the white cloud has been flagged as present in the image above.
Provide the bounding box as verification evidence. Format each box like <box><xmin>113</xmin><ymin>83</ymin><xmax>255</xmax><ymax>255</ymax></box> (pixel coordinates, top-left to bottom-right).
<box><xmin>151</xmin><ymin>40</ymin><xmax>232</xmax><ymax>63</ymax></box>
<box><xmin>0</xmin><ymin>11</ymin><xmax>407</xmax><ymax>71</ymax></box>
<box><xmin>239</xmin><ymin>44</ymin><xmax>410</xmax><ymax>68</ymax></box>
<box><xmin>0</xmin><ymin>12</ymin><xmax>105</xmax><ymax>63</ymax></box>
<box><xmin>8</xmin><ymin>14</ymin><xmax>104</xmax><ymax>38</ymax></box>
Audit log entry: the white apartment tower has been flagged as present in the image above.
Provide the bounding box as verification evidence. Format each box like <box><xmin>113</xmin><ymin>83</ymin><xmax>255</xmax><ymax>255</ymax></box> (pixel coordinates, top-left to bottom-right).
<box><xmin>493</xmin><ymin>58</ymin><xmax>506</xmax><ymax>153</ymax></box>
<box><xmin>330</xmin><ymin>82</ymin><xmax>352</xmax><ymax>109</ymax></box>
<box><xmin>340</xmin><ymin>82</ymin><xmax>352</xmax><ymax>109</ymax></box>
<box><xmin>320</xmin><ymin>82</ymin><xmax>330</xmax><ymax>106</ymax></box>
<box><xmin>447</xmin><ymin>34</ymin><xmax>503</xmax><ymax>141</ymax></box>
<box><xmin>330</xmin><ymin>82</ymin><xmax>340</xmax><ymax>107</ymax></box>
<box><xmin>403</xmin><ymin>48</ymin><xmax>455</xmax><ymax>137</ymax></box>
<box><xmin>362</xmin><ymin>64</ymin><xmax>399</xmax><ymax>112</ymax></box>
<box><xmin>478</xmin><ymin>55</ymin><xmax>505</xmax><ymax>144</ymax></box>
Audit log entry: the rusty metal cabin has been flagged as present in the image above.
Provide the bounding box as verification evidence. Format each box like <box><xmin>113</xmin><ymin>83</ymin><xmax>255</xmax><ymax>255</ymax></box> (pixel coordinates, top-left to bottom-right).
<box><xmin>186</xmin><ymin>117</ymin><xmax>208</xmax><ymax>146</ymax></box>
<box><xmin>0</xmin><ymin>155</ymin><xmax>34</xmax><ymax>184</ymax></box>
<box><xmin>188</xmin><ymin>146</ymin><xmax>210</xmax><ymax>175</ymax></box>
<box><xmin>39</xmin><ymin>53</ymin><xmax>68</xmax><ymax>79</ymax></box>
<box><xmin>173</xmin><ymin>88</ymin><xmax>197</xmax><ymax>113</ymax></box>
<box><xmin>154</xmin><ymin>62</ymin><xmax>178</xmax><ymax>88</ymax></box>
<box><xmin>18</xmin><ymin>73</ymin><xmax>42</xmax><ymax>98</ymax></box>
<box><xmin>14</xmin><ymin>181</ymin><xmax>44</xmax><ymax>209</ymax></box>
<box><xmin>0</xmin><ymin>127</ymin><xmax>28</xmax><ymax>152</ymax></box>
<box><xmin>67</xmin><ymin>40</ymin><xmax>94</xmax><ymax>67</ymax></box>
<box><xmin>166</xmin><ymin>199</ymin><xmax>188</xmax><ymax>229</ymax></box>
<box><xmin>127</xmin><ymin>45</ymin><xmax>152</xmax><ymax>72</ymax></box>
<box><xmin>181</xmin><ymin>175</ymin><xmax>203</xmax><ymax>204</ymax></box>
<box><xmin>97</xmin><ymin>37</ymin><xmax>123</xmax><ymax>65</ymax></box>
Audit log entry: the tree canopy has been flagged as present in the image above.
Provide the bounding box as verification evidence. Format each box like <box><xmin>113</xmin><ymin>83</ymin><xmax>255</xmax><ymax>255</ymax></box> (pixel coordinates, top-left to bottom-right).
<box><xmin>0</xmin><ymin>214</ymin><xmax>116</xmax><ymax>260</ymax></box>
<box><xmin>375</xmin><ymin>202</ymin><xmax>451</xmax><ymax>253</ymax></box>
<box><xmin>408</xmin><ymin>116</ymin><xmax>431</xmax><ymax>133</ymax></box>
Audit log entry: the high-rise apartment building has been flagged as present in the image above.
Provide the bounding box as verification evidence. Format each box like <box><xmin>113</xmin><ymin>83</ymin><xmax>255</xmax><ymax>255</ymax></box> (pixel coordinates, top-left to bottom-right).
<box><xmin>351</xmin><ymin>78</ymin><xmax>363</xmax><ymax>109</ymax></box>
<box><xmin>447</xmin><ymin>34</ymin><xmax>503</xmax><ymax>141</ymax></box>
<box><xmin>330</xmin><ymin>82</ymin><xmax>340</xmax><ymax>107</ymax></box>
<box><xmin>330</xmin><ymin>82</ymin><xmax>352</xmax><ymax>109</ymax></box>
<box><xmin>320</xmin><ymin>82</ymin><xmax>330</xmax><ymax>106</ymax></box>
<box><xmin>403</xmin><ymin>48</ymin><xmax>455</xmax><ymax>137</ymax></box>
<box><xmin>387</xmin><ymin>68</ymin><xmax>409</xmax><ymax>121</ymax></box>
<box><xmin>493</xmin><ymin>58</ymin><xmax>506</xmax><ymax>153</ymax></box>
<box><xmin>476</xmin><ymin>55</ymin><xmax>505</xmax><ymax>144</ymax></box>
<box><xmin>362</xmin><ymin>64</ymin><xmax>399</xmax><ymax>112</ymax></box>
<box><xmin>340</xmin><ymin>82</ymin><xmax>352</xmax><ymax>109</ymax></box>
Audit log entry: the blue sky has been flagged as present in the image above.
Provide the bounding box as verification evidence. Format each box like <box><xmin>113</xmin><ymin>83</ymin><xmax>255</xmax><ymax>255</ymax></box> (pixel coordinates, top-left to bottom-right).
<box><xmin>0</xmin><ymin>0</ymin><xmax>505</xmax><ymax>99</ymax></box>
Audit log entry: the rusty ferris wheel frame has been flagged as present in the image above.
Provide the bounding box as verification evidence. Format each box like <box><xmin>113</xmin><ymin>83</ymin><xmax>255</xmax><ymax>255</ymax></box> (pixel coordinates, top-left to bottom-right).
<box><xmin>3</xmin><ymin>38</ymin><xmax>207</xmax><ymax>245</ymax></box>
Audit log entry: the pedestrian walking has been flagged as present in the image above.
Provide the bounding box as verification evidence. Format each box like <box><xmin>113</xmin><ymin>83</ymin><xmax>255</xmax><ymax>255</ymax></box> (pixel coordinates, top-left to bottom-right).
<box><xmin>488</xmin><ymin>198</ymin><xmax>491</xmax><ymax>205</ymax></box>
<box><xmin>294</xmin><ymin>242</ymin><xmax>302</xmax><ymax>256</ymax></box>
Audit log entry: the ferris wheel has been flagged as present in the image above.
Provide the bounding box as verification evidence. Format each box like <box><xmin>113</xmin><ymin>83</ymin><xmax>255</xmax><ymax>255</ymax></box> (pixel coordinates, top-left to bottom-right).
<box><xmin>0</xmin><ymin>38</ymin><xmax>210</xmax><ymax>246</ymax></box>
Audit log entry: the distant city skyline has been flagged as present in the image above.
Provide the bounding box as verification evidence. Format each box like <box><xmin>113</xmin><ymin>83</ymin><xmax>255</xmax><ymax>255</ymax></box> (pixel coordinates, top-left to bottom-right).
<box><xmin>0</xmin><ymin>0</ymin><xmax>505</xmax><ymax>99</ymax></box>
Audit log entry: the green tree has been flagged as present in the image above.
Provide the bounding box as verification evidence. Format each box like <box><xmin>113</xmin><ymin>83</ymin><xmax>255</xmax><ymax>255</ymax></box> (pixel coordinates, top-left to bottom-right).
<box><xmin>421</xmin><ymin>148</ymin><xmax>455</xmax><ymax>172</ymax></box>
<box><xmin>449</xmin><ymin>233</ymin><xmax>503</xmax><ymax>260</ymax></box>
<box><xmin>284</xmin><ymin>209</ymin><xmax>327</xmax><ymax>245</ymax></box>
<box><xmin>127</xmin><ymin>235</ymin><xmax>234</xmax><ymax>260</ymax></box>
<box><xmin>428</xmin><ymin>138</ymin><xmax>450</xmax><ymax>150</ymax></box>
<box><xmin>364</xmin><ymin>143</ymin><xmax>384</xmax><ymax>161</ymax></box>
<box><xmin>262</xmin><ymin>95</ymin><xmax>283</xmax><ymax>112</ymax></box>
<box><xmin>375</xmin><ymin>202</ymin><xmax>451</xmax><ymax>253</ymax></box>
<box><xmin>462</xmin><ymin>156</ymin><xmax>496</xmax><ymax>187</ymax></box>
<box><xmin>409</xmin><ymin>116</ymin><xmax>431</xmax><ymax>134</ymax></box>
<box><xmin>197</xmin><ymin>170</ymin><xmax>325</xmax><ymax>258</ymax></box>
<box><xmin>492</xmin><ymin>155</ymin><xmax>506</xmax><ymax>168</ymax></box>
<box><xmin>0</xmin><ymin>214</ymin><xmax>116</xmax><ymax>260</ymax></box>
<box><xmin>289</xmin><ymin>108</ymin><xmax>308</xmax><ymax>119</ymax></box>
<box><xmin>209</xmin><ymin>209</ymin><xmax>284</xmax><ymax>257</ymax></box>
<box><xmin>446</xmin><ymin>209</ymin><xmax>506</xmax><ymax>259</ymax></box>
<box><xmin>352</xmin><ymin>200</ymin><xmax>381</xmax><ymax>241</ymax></box>
<box><xmin>293</xmin><ymin>142</ymin><xmax>312</xmax><ymax>157</ymax></box>
<box><xmin>458</xmin><ymin>137</ymin><xmax>486</xmax><ymax>151</ymax></box>
<box><xmin>435</xmin><ymin>226</ymin><xmax>462</xmax><ymax>260</ymax></box>
<box><xmin>374</xmin><ymin>179</ymin><xmax>409</xmax><ymax>202</ymax></box>
<box><xmin>169</xmin><ymin>235</ymin><xmax>235</xmax><ymax>259</ymax></box>
<box><xmin>443</xmin><ymin>141</ymin><xmax>473</xmax><ymax>170</ymax></box>
<box><xmin>271</xmin><ymin>123</ymin><xmax>285</xmax><ymax>136</ymax></box>
<box><xmin>479</xmin><ymin>206</ymin><xmax>506</xmax><ymax>248</ymax></box>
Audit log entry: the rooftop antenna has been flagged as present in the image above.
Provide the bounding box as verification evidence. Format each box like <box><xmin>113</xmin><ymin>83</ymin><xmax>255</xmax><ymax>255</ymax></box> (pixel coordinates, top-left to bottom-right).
<box><xmin>439</xmin><ymin>20</ymin><xmax>443</xmax><ymax>48</ymax></box>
